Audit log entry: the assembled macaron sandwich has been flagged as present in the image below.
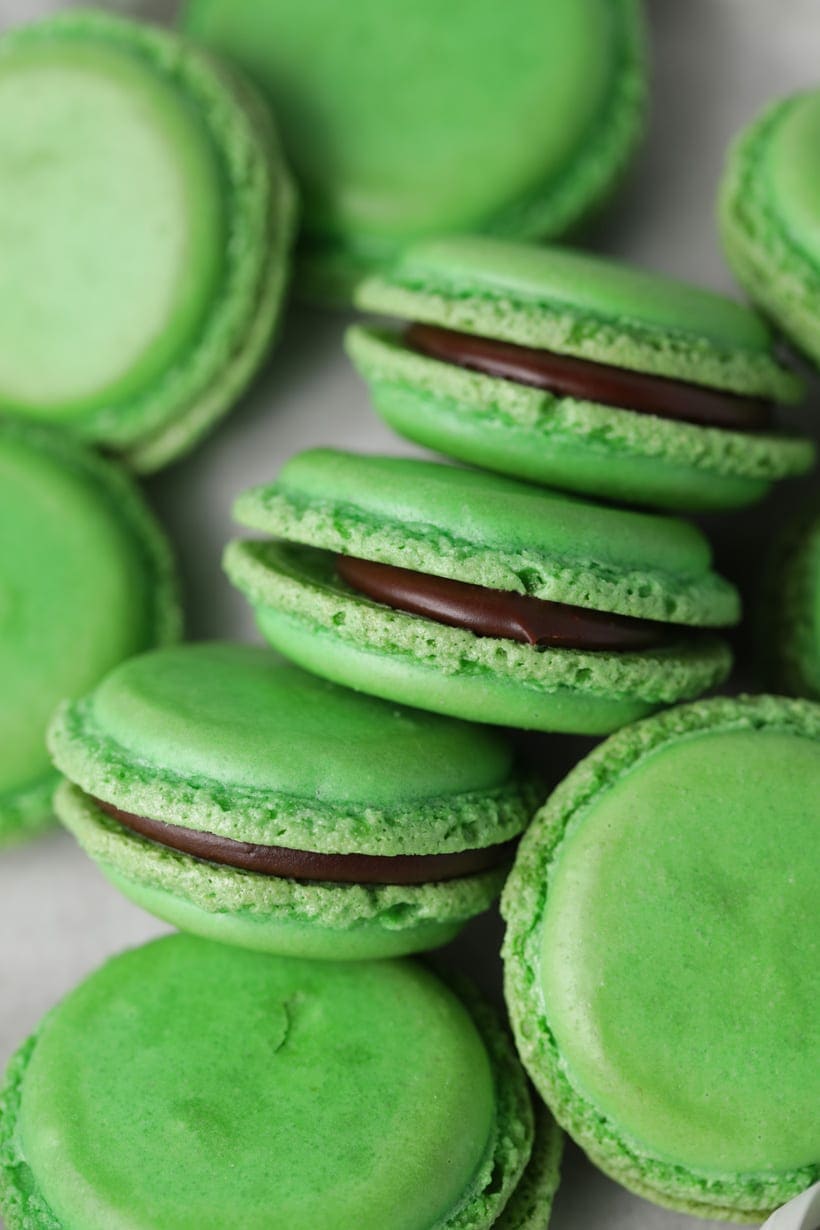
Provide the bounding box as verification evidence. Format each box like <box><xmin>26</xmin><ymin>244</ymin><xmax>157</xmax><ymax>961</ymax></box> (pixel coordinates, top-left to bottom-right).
<box><xmin>0</xmin><ymin>11</ymin><xmax>296</xmax><ymax>471</ymax></box>
<box><xmin>0</xmin><ymin>934</ymin><xmax>563</xmax><ymax>1229</ymax></box>
<box><xmin>347</xmin><ymin>237</ymin><xmax>813</xmax><ymax>511</ymax></box>
<box><xmin>503</xmin><ymin>695</ymin><xmax>820</xmax><ymax>1221</ymax></box>
<box><xmin>225</xmin><ymin>448</ymin><xmax>739</xmax><ymax>735</ymax></box>
<box><xmin>49</xmin><ymin>642</ymin><xmax>536</xmax><ymax>959</ymax></box>
<box><xmin>0</xmin><ymin>418</ymin><xmax>179</xmax><ymax>848</ymax></box>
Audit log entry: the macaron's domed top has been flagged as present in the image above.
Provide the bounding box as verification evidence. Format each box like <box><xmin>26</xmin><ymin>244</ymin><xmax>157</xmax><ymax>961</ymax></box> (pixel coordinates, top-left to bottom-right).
<box><xmin>183</xmin><ymin>0</ymin><xmax>645</xmax><ymax>295</ymax></box>
<box><xmin>503</xmin><ymin>695</ymin><xmax>820</xmax><ymax>1217</ymax></box>
<box><xmin>2</xmin><ymin>935</ymin><xmax>531</xmax><ymax>1229</ymax></box>
<box><xmin>234</xmin><ymin>448</ymin><xmax>740</xmax><ymax>627</ymax></box>
<box><xmin>50</xmin><ymin>641</ymin><xmax>530</xmax><ymax>854</ymax></box>
<box><xmin>356</xmin><ymin>237</ymin><xmax>801</xmax><ymax>400</ymax></box>
<box><xmin>0</xmin><ymin>419</ymin><xmax>179</xmax><ymax>842</ymax></box>
<box><xmin>764</xmin><ymin>91</ymin><xmax>820</xmax><ymax>259</ymax></box>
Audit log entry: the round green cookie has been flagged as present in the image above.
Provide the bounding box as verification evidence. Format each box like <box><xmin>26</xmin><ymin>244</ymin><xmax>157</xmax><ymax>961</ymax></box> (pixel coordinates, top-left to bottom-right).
<box><xmin>0</xmin><ymin>933</ymin><xmax>563</xmax><ymax>1229</ymax></box>
<box><xmin>182</xmin><ymin>0</ymin><xmax>645</xmax><ymax>301</ymax></box>
<box><xmin>721</xmin><ymin>90</ymin><xmax>820</xmax><ymax>370</ymax></box>
<box><xmin>226</xmin><ymin>448</ymin><xmax>736</xmax><ymax>736</ymax></box>
<box><xmin>348</xmin><ymin>236</ymin><xmax>812</xmax><ymax>512</ymax></box>
<box><xmin>0</xmin><ymin>418</ymin><xmax>180</xmax><ymax>848</ymax></box>
<box><xmin>502</xmin><ymin>695</ymin><xmax>820</xmax><ymax>1221</ymax></box>
<box><xmin>761</xmin><ymin>505</ymin><xmax>820</xmax><ymax>700</ymax></box>
<box><xmin>0</xmin><ymin>11</ymin><xmax>296</xmax><ymax>471</ymax></box>
<box><xmin>49</xmin><ymin>641</ymin><xmax>535</xmax><ymax>959</ymax></box>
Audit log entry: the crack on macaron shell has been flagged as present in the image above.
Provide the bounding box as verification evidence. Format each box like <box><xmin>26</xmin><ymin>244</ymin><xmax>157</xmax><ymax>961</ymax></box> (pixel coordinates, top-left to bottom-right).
<box><xmin>501</xmin><ymin>694</ymin><xmax>820</xmax><ymax>1219</ymax></box>
<box><xmin>0</xmin><ymin>13</ymin><xmax>296</xmax><ymax>466</ymax></box>
<box><xmin>346</xmin><ymin>328</ymin><xmax>814</xmax><ymax>510</ymax></box>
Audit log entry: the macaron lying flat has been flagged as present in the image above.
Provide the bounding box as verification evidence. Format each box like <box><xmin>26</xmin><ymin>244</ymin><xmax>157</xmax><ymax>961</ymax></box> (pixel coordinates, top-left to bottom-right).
<box><xmin>502</xmin><ymin>695</ymin><xmax>820</xmax><ymax>1220</ymax></box>
<box><xmin>0</xmin><ymin>11</ymin><xmax>296</xmax><ymax>471</ymax></box>
<box><xmin>49</xmin><ymin>642</ymin><xmax>535</xmax><ymax>959</ymax></box>
<box><xmin>182</xmin><ymin>0</ymin><xmax>645</xmax><ymax>301</ymax></box>
<box><xmin>347</xmin><ymin>237</ymin><xmax>812</xmax><ymax>511</ymax></box>
<box><xmin>0</xmin><ymin>419</ymin><xmax>179</xmax><ymax>848</ymax></box>
<box><xmin>721</xmin><ymin>90</ymin><xmax>820</xmax><ymax>370</ymax></box>
<box><xmin>762</xmin><ymin>506</ymin><xmax>820</xmax><ymax>699</ymax></box>
<box><xmin>0</xmin><ymin>933</ymin><xmax>563</xmax><ymax>1229</ymax></box>
<box><xmin>225</xmin><ymin>448</ymin><xmax>738</xmax><ymax>735</ymax></box>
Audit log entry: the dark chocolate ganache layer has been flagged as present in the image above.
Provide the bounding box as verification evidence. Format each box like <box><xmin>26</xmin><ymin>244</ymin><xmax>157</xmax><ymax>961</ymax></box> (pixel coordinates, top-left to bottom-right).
<box><xmin>95</xmin><ymin>800</ymin><xmax>516</xmax><ymax>885</ymax></box>
<box><xmin>405</xmin><ymin>323</ymin><xmax>774</xmax><ymax>432</ymax></box>
<box><xmin>336</xmin><ymin>554</ymin><xmax>669</xmax><ymax>651</ymax></box>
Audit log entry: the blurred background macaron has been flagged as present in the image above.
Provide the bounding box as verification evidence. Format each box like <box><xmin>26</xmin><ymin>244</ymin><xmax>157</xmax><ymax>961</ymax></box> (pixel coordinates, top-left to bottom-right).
<box><xmin>0</xmin><ymin>933</ymin><xmax>563</xmax><ymax>1228</ymax></box>
<box><xmin>0</xmin><ymin>10</ymin><xmax>297</xmax><ymax>471</ymax></box>
<box><xmin>0</xmin><ymin>418</ymin><xmax>180</xmax><ymax>848</ymax></box>
<box><xmin>181</xmin><ymin>0</ymin><xmax>646</xmax><ymax>301</ymax></box>
<box><xmin>347</xmin><ymin>236</ymin><xmax>813</xmax><ymax>512</ymax></box>
<box><xmin>49</xmin><ymin>642</ymin><xmax>536</xmax><ymax>959</ymax></box>
<box><xmin>761</xmin><ymin>502</ymin><xmax>820</xmax><ymax>699</ymax></box>
<box><xmin>226</xmin><ymin>448</ymin><xmax>738</xmax><ymax>735</ymax></box>
<box><xmin>502</xmin><ymin>695</ymin><xmax>820</xmax><ymax>1221</ymax></box>
<box><xmin>721</xmin><ymin>89</ymin><xmax>820</xmax><ymax>371</ymax></box>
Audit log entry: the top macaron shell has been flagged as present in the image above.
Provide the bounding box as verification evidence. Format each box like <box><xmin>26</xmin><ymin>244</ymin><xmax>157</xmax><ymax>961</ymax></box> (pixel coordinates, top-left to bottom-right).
<box><xmin>349</xmin><ymin>237</ymin><xmax>812</xmax><ymax>511</ymax></box>
<box><xmin>0</xmin><ymin>418</ymin><xmax>180</xmax><ymax>846</ymax></box>
<box><xmin>0</xmin><ymin>11</ymin><xmax>297</xmax><ymax>471</ymax></box>
<box><xmin>182</xmin><ymin>0</ymin><xmax>645</xmax><ymax>300</ymax></box>
<box><xmin>502</xmin><ymin>695</ymin><xmax>820</xmax><ymax>1220</ymax></box>
<box><xmin>226</xmin><ymin>448</ymin><xmax>737</xmax><ymax>735</ymax></box>
<box><xmin>721</xmin><ymin>89</ymin><xmax>820</xmax><ymax>368</ymax></box>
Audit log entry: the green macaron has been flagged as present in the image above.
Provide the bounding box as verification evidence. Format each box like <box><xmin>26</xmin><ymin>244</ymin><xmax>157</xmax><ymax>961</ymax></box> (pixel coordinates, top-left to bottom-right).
<box><xmin>0</xmin><ymin>10</ymin><xmax>297</xmax><ymax>472</ymax></box>
<box><xmin>226</xmin><ymin>448</ymin><xmax>738</xmax><ymax>736</ymax></box>
<box><xmin>0</xmin><ymin>418</ymin><xmax>180</xmax><ymax>848</ymax></box>
<box><xmin>761</xmin><ymin>505</ymin><xmax>820</xmax><ymax>700</ymax></box>
<box><xmin>347</xmin><ymin>236</ymin><xmax>812</xmax><ymax>512</ymax></box>
<box><xmin>0</xmin><ymin>933</ymin><xmax>563</xmax><ymax>1230</ymax></box>
<box><xmin>181</xmin><ymin>0</ymin><xmax>645</xmax><ymax>301</ymax></box>
<box><xmin>49</xmin><ymin>641</ymin><xmax>536</xmax><ymax>959</ymax></box>
<box><xmin>502</xmin><ymin>695</ymin><xmax>820</xmax><ymax>1221</ymax></box>
<box><xmin>721</xmin><ymin>89</ymin><xmax>820</xmax><ymax>370</ymax></box>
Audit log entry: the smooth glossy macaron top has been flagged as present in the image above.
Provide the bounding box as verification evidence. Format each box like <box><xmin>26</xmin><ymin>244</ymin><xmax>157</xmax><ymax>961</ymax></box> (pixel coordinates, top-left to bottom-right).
<box><xmin>233</xmin><ymin>448</ymin><xmax>740</xmax><ymax>627</ymax></box>
<box><xmin>0</xmin><ymin>934</ymin><xmax>560</xmax><ymax>1229</ymax></box>
<box><xmin>502</xmin><ymin>695</ymin><xmax>820</xmax><ymax>1220</ymax></box>
<box><xmin>721</xmin><ymin>89</ymin><xmax>820</xmax><ymax>368</ymax></box>
<box><xmin>0</xmin><ymin>11</ymin><xmax>296</xmax><ymax>470</ymax></box>
<box><xmin>182</xmin><ymin>0</ymin><xmax>645</xmax><ymax>298</ymax></box>
<box><xmin>0</xmin><ymin>418</ymin><xmax>179</xmax><ymax>845</ymax></box>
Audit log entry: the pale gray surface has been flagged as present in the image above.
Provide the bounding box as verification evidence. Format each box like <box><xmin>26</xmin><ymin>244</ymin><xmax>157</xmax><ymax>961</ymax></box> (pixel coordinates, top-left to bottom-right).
<box><xmin>1</xmin><ymin>2</ymin><xmax>819</xmax><ymax>1228</ymax></box>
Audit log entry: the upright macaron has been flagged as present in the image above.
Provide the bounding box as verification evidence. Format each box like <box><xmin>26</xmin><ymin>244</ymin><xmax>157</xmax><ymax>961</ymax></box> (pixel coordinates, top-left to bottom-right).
<box><xmin>182</xmin><ymin>0</ymin><xmax>645</xmax><ymax>300</ymax></box>
<box><xmin>0</xmin><ymin>11</ymin><xmax>296</xmax><ymax>471</ymax></box>
<box><xmin>502</xmin><ymin>695</ymin><xmax>820</xmax><ymax>1220</ymax></box>
<box><xmin>0</xmin><ymin>934</ymin><xmax>563</xmax><ymax>1230</ymax></box>
<box><xmin>761</xmin><ymin>505</ymin><xmax>820</xmax><ymax>700</ymax></box>
<box><xmin>225</xmin><ymin>448</ymin><xmax>738</xmax><ymax>735</ymax></box>
<box><xmin>0</xmin><ymin>419</ymin><xmax>180</xmax><ymax>847</ymax></box>
<box><xmin>721</xmin><ymin>90</ymin><xmax>820</xmax><ymax>370</ymax></box>
<box><xmin>347</xmin><ymin>237</ymin><xmax>812</xmax><ymax>511</ymax></box>
<box><xmin>49</xmin><ymin>642</ymin><xmax>535</xmax><ymax>959</ymax></box>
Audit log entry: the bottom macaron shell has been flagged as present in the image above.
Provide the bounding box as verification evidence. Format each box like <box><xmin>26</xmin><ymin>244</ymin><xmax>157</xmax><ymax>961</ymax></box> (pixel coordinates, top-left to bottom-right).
<box><xmin>502</xmin><ymin>696</ymin><xmax>820</xmax><ymax>1221</ymax></box>
<box><xmin>225</xmin><ymin>540</ymin><xmax>732</xmax><ymax>736</ymax></box>
<box><xmin>0</xmin><ymin>935</ymin><xmax>559</xmax><ymax>1229</ymax></box>
<box><xmin>347</xmin><ymin>328</ymin><xmax>813</xmax><ymax>513</ymax></box>
<box><xmin>56</xmin><ymin>784</ymin><xmax>508</xmax><ymax>960</ymax></box>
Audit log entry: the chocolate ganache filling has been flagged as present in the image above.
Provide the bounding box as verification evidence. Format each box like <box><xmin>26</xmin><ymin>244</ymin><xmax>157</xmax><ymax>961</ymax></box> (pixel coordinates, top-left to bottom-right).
<box><xmin>405</xmin><ymin>323</ymin><xmax>774</xmax><ymax>432</ymax></box>
<box><xmin>95</xmin><ymin>800</ymin><xmax>515</xmax><ymax>885</ymax></box>
<box><xmin>336</xmin><ymin>554</ymin><xmax>669</xmax><ymax>651</ymax></box>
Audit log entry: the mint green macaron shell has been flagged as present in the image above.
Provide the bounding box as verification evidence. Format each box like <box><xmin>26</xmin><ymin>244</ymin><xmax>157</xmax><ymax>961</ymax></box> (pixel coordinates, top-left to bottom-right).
<box><xmin>356</xmin><ymin>237</ymin><xmax>801</xmax><ymax>399</ymax></box>
<box><xmin>502</xmin><ymin>696</ymin><xmax>820</xmax><ymax>1219</ymax></box>
<box><xmin>763</xmin><ymin>508</ymin><xmax>820</xmax><ymax>699</ymax></box>
<box><xmin>0</xmin><ymin>13</ymin><xmax>296</xmax><ymax>469</ymax></box>
<box><xmin>0</xmin><ymin>934</ymin><xmax>541</xmax><ymax>1229</ymax></box>
<box><xmin>183</xmin><ymin>0</ymin><xmax>644</xmax><ymax>298</ymax></box>
<box><xmin>226</xmin><ymin>541</ymin><xmax>732</xmax><ymax>736</ymax></box>
<box><xmin>721</xmin><ymin>91</ymin><xmax>820</xmax><ymax>367</ymax></box>
<box><xmin>0</xmin><ymin>420</ymin><xmax>179</xmax><ymax>846</ymax></box>
<box><xmin>347</xmin><ymin>327</ymin><xmax>813</xmax><ymax>512</ymax></box>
